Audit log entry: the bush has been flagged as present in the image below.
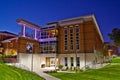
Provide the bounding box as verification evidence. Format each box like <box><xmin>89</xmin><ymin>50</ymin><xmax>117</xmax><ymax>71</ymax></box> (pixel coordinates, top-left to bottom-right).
<box><xmin>0</xmin><ymin>58</ymin><xmax>4</xmax><ymax>63</ymax></box>
<box><xmin>66</xmin><ymin>66</ymin><xmax>69</xmax><ymax>70</ymax></box>
<box><xmin>0</xmin><ymin>54</ymin><xmax>3</xmax><ymax>57</ymax></box>
<box><xmin>58</xmin><ymin>65</ymin><xmax>63</xmax><ymax>70</ymax></box>
<box><xmin>43</xmin><ymin>70</ymin><xmax>57</xmax><ymax>73</ymax></box>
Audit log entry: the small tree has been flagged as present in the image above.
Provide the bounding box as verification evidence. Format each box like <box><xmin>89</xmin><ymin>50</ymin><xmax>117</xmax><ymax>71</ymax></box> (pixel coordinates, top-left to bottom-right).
<box><xmin>108</xmin><ymin>28</ymin><xmax>120</xmax><ymax>46</ymax></box>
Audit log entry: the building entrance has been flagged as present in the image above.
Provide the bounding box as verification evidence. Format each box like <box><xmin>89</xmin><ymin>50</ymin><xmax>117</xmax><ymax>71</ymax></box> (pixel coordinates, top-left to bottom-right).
<box><xmin>46</xmin><ymin>57</ymin><xmax>55</xmax><ymax>67</ymax></box>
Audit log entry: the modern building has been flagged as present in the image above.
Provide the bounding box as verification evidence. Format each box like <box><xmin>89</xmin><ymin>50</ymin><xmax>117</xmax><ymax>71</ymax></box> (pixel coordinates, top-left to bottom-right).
<box><xmin>1</xmin><ymin>14</ymin><xmax>104</xmax><ymax>70</ymax></box>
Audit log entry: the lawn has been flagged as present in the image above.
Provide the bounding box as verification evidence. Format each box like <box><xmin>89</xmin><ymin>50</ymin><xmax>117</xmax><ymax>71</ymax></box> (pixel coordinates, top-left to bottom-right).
<box><xmin>50</xmin><ymin>64</ymin><xmax>120</xmax><ymax>80</ymax></box>
<box><xmin>0</xmin><ymin>64</ymin><xmax>45</xmax><ymax>80</ymax></box>
<box><xmin>111</xmin><ymin>57</ymin><xmax>120</xmax><ymax>63</ymax></box>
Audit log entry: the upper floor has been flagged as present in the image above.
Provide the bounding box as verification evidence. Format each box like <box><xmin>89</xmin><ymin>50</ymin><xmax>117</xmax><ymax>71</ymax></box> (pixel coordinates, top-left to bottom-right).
<box><xmin>16</xmin><ymin>14</ymin><xmax>104</xmax><ymax>53</ymax></box>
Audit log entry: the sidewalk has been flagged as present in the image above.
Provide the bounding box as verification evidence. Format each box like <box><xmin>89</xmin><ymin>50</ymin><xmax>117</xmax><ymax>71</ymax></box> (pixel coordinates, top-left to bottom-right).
<box><xmin>7</xmin><ymin>63</ymin><xmax>60</xmax><ymax>80</ymax></box>
<box><xmin>34</xmin><ymin>68</ymin><xmax>61</xmax><ymax>80</ymax></box>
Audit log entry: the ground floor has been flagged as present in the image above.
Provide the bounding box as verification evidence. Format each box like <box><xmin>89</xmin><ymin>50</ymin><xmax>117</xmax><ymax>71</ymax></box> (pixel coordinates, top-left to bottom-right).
<box><xmin>18</xmin><ymin>53</ymin><xmax>96</xmax><ymax>71</ymax></box>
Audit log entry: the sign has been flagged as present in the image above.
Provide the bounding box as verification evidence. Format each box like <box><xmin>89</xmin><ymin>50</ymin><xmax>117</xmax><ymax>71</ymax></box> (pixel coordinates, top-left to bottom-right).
<box><xmin>26</xmin><ymin>43</ymin><xmax>33</xmax><ymax>53</ymax></box>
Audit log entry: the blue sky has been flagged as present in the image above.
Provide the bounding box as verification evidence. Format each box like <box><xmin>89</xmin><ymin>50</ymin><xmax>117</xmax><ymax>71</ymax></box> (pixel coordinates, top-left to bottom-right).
<box><xmin>0</xmin><ymin>0</ymin><xmax>120</xmax><ymax>42</ymax></box>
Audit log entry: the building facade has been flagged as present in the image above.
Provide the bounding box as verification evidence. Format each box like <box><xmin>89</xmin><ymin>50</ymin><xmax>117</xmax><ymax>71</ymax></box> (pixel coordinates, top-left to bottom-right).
<box><xmin>0</xmin><ymin>31</ymin><xmax>17</xmax><ymax>54</ymax></box>
<box><xmin>1</xmin><ymin>14</ymin><xmax>104</xmax><ymax>70</ymax></box>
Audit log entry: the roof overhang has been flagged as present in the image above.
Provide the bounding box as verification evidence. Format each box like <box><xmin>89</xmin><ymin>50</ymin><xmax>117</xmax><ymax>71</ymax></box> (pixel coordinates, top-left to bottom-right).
<box><xmin>16</xmin><ymin>18</ymin><xmax>42</xmax><ymax>30</ymax></box>
<box><xmin>58</xmin><ymin>14</ymin><xmax>104</xmax><ymax>43</ymax></box>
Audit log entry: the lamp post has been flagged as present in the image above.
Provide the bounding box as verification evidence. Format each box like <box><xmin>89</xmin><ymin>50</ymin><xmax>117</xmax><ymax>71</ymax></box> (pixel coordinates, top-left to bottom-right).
<box><xmin>75</xmin><ymin>50</ymin><xmax>78</xmax><ymax>72</ymax></box>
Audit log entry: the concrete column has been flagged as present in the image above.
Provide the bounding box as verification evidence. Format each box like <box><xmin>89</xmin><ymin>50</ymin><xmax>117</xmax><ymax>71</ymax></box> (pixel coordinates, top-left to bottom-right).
<box><xmin>22</xmin><ymin>24</ymin><xmax>26</xmax><ymax>37</ymax></box>
<box><xmin>34</xmin><ymin>29</ymin><xmax>37</xmax><ymax>40</ymax></box>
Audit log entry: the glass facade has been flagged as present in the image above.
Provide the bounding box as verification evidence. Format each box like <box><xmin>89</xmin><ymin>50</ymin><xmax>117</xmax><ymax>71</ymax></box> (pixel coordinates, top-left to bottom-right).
<box><xmin>41</xmin><ymin>29</ymin><xmax>57</xmax><ymax>39</ymax></box>
<box><xmin>40</xmin><ymin>26</ymin><xmax>58</xmax><ymax>54</ymax></box>
<box><xmin>36</xmin><ymin>30</ymin><xmax>41</xmax><ymax>40</ymax></box>
<box><xmin>25</xmin><ymin>27</ymin><xmax>34</xmax><ymax>38</ymax></box>
<box><xmin>40</xmin><ymin>41</ymin><xmax>57</xmax><ymax>53</ymax></box>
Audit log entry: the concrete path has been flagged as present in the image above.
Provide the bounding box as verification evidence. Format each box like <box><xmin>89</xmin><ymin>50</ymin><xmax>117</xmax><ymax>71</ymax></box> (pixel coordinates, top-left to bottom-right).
<box><xmin>34</xmin><ymin>68</ymin><xmax>61</xmax><ymax>80</ymax></box>
<box><xmin>7</xmin><ymin>63</ymin><xmax>60</xmax><ymax>80</ymax></box>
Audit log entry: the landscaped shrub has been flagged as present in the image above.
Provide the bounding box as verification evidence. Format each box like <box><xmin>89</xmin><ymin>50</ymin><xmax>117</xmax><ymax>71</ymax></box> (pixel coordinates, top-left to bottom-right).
<box><xmin>66</xmin><ymin>66</ymin><xmax>69</xmax><ymax>70</ymax></box>
<box><xmin>0</xmin><ymin>54</ymin><xmax>3</xmax><ymax>57</ymax></box>
<box><xmin>85</xmin><ymin>65</ymin><xmax>91</xmax><ymax>70</ymax></box>
<box><xmin>0</xmin><ymin>54</ymin><xmax>17</xmax><ymax>63</ymax></box>
<box><xmin>43</xmin><ymin>70</ymin><xmax>57</xmax><ymax>73</ymax></box>
<box><xmin>0</xmin><ymin>58</ymin><xmax>4</xmax><ymax>63</ymax></box>
<box><xmin>58</xmin><ymin>65</ymin><xmax>63</xmax><ymax>70</ymax></box>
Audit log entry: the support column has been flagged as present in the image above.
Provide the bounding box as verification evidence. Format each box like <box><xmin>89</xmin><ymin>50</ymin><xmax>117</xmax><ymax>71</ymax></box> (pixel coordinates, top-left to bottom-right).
<box><xmin>34</xmin><ymin>29</ymin><xmax>37</xmax><ymax>40</ymax></box>
<box><xmin>22</xmin><ymin>24</ymin><xmax>26</xmax><ymax>37</ymax></box>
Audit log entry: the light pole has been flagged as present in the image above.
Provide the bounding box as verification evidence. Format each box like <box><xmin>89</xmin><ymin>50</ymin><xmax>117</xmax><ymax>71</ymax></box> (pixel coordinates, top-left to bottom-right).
<box><xmin>76</xmin><ymin>50</ymin><xmax>77</xmax><ymax>72</ymax></box>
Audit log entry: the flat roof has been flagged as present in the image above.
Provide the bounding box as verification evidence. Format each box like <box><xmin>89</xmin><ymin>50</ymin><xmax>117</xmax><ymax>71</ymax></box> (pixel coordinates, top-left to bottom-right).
<box><xmin>0</xmin><ymin>31</ymin><xmax>17</xmax><ymax>36</ymax></box>
<box><xmin>16</xmin><ymin>18</ymin><xmax>42</xmax><ymax>30</ymax></box>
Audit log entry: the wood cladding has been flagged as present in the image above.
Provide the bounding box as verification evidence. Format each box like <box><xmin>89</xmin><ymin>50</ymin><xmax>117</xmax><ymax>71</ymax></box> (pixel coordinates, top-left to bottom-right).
<box><xmin>18</xmin><ymin>37</ymin><xmax>39</xmax><ymax>53</ymax></box>
<box><xmin>2</xmin><ymin>37</ymin><xmax>40</xmax><ymax>54</ymax></box>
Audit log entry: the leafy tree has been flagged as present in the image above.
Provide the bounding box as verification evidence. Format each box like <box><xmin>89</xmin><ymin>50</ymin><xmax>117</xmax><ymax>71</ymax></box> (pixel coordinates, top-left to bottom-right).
<box><xmin>108</xmin><ymin>28</ymin><xmax>120</xmax><ymax>46</ymax></box>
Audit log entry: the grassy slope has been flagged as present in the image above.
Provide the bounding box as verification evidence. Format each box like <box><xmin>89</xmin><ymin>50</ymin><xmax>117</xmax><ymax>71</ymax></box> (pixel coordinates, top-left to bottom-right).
<box><xmin>50</xmin><ymin>64</ymin><xmax>120</xmax><ymax>80</ymax></box>
<box><xmin>51</xmin><ymin>65</ymin><xmax>120</xmax><ymax>80</ymax></box>
<box><xmin>111</xmin><ymin>57</ymin><xmax>120</xmax><ymax>63</ymax></box>
<box><xmin>0</xmin><ymin>64</ymin><xmax>45</xmax><ymax>80</ymax></box>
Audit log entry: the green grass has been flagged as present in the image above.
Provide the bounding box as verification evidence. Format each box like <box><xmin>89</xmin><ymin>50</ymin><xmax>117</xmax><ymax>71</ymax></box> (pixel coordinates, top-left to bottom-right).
<box><xmin>111</xmin><ymin>57</ymin><xmax>120</xmax><ymax>63</ymax></box>
<box><xmin>50</xmin><ymin>64</ymin><xmax>120</xmax><ymax>80</ymax></box>
<box><xmin>0</xmin><ymin>64</ymin><xmax>45</xmax><ymax>80</ymax></box>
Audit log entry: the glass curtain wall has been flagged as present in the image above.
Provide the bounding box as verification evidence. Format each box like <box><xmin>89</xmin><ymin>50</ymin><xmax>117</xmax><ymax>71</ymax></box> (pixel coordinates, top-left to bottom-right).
<box><xmin>40</xmin><ymin>26</ymin><xmax>58</xmax><ymax>54</ymax></box>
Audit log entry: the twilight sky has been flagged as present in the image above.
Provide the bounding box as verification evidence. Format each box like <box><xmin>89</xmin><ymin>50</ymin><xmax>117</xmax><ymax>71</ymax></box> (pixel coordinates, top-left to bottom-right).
<box><xmin>0</xmin><ymin>0</ymin><xmax>120</xmax><ymax>42</ymax></box>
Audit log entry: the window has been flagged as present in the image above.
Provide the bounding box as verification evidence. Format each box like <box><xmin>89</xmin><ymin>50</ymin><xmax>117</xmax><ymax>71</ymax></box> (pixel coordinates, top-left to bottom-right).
<box><xmin>70</xmin><ymin>45</ymin><xmax>73</xmax><ymax>50</ymax></box>
<box><xmin>64</xmin><ymin>57</ymin><xmax>68</xmax><ymax>66</ymax></box>
<box><xmin>64</xmin><ymin>28</ymin><xmax>68</xmax><ymax>50</ymax></box>
<box><xmin>71</xmin><ymin>57</ymin><xmax>74</xmax><ymax>66</ymax></box>
<box><xmin>65</xmin><ymin>35</ymin><xmax>67</xmax><ymax>37</ymax></box>
<box><xmin>40</xmin><ymin>41</ymin><xmax>57</xmax><ymax>53</ymax></box>
<box><xmin>41</xmin><ymin>31</ymin><xmax>47</xmax><ymax>39</ymax></box>
<box><xmin>76</xmin><ymin>26</ymin><xmax>80</xmax><ymax>50</ymax></box>
<box><xmin>70</xmin><ymin>27</ymin><xmax>73</xmax><ymax>33</ymax></box>
<box><xmin>76</xmin><ymin>45</ymin><xmax>79</xmax><ymax>50</ymax></box>
<box><xmin>36</xmin><ymin>30</ymin><xmax>40</xmax><ymax>39</ymax></box>
<box><xmin>70</xmin><ymin>27</ymin><xmax>74</xmax><ymax>50</ymax></box>
<box><xmin>25</xmin><ymin>27</ymin><xmax>34</xmax><ymax>38</ymax></box>
<box><xmin>76</xmin><ymin>57</ymin><xmax>80</xmax><ymax>67</ymax></box>
<box><xmin>64</xmin><ymin>28</ymin><xmax>67</xmax><ymax>34</ymax></box>
<box><xmin>64</xmin><ymin>46</ymin><xmax>67</xmax><ymax>50</ymax></box>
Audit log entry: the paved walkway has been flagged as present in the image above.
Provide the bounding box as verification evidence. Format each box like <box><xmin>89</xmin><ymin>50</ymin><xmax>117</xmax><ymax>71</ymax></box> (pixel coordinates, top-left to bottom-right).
<box><xmin>34</xmin><ymin>68</ymin><xmax>61</xmax><ymax>80</ymax></box>
<box><xmin>7</xmin><ymin>63</ymin><xmax>60</xmax><ymax>80</ymax></box>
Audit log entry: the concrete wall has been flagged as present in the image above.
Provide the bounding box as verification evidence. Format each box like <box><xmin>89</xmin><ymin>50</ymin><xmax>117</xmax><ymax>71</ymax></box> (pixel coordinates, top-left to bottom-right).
<box><xmin>58</xmin><ymin>53</ymin><xmax>95</xmax><ymax>69</ymax></box>
<box><xmin>19</xmin><ymin>53</ymin><xmax>40</xmax><ymax>71</ymax></box>
<box><xmin>18</xmin><ymin>53</ymin><xmax>95</xmax><ymax>70</ymax></box>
